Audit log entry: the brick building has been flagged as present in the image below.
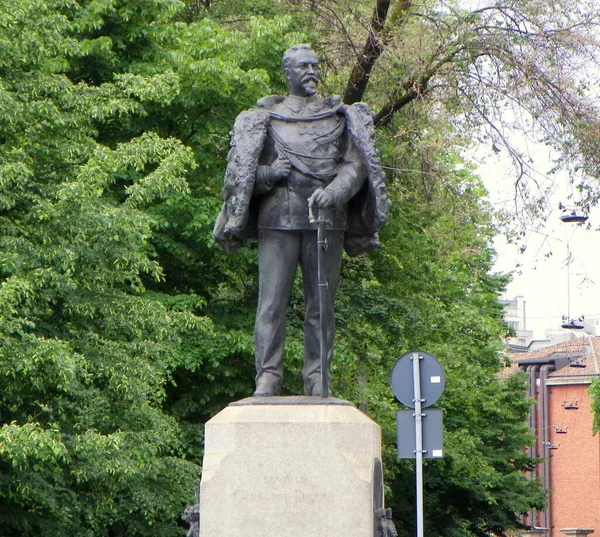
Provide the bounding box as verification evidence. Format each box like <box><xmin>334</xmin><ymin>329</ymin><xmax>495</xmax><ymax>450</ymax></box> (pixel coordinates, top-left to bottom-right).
<box><xmin>510</xmin><ymin>336</ymin><xmax>600</xmax><ymax>537</ymax></box>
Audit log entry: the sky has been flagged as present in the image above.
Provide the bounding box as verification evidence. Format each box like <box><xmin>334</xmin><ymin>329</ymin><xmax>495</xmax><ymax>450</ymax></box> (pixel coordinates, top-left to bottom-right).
<box><xmin>476</xmin><ymin>150</ymin><xmax>600</xmax><ymax>339</ymax></box>
<box><xmin>456</xmin><ymin>0</ymin><xmax>600</xmax><ymax>341</ymax></box>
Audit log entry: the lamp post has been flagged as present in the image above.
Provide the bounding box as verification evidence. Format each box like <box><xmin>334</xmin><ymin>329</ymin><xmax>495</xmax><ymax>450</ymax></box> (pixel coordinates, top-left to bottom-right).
<box><xmin>559</xmin><ymin>210</ymin><xmax>587</xmax><ymax>330</ymax></box>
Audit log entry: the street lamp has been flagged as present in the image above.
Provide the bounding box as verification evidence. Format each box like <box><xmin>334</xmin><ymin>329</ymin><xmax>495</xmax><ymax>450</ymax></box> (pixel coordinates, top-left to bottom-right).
<box><xmin>559</xmin><ymin>208</ymin><xmax>588</xmax><ymax>330</ymax></box>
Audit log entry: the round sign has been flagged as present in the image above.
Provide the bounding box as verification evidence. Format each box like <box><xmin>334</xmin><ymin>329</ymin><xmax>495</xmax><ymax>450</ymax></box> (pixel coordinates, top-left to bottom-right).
<box><xmin>390</xmin><ymin>351</ymin><xmax>445</xmax><ymax>408</ymax></box>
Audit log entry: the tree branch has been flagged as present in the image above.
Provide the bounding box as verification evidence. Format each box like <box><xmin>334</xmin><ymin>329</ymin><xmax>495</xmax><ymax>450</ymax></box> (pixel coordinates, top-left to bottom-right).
<box><xmin>343</xmin><ymin>0</ymin><xmax>410</xmax><ymax>104</ymax></box>
<box><xmin>374</xmin><ymin>49</ymin><xmax>461</xmax><ymax>127</ymax></box>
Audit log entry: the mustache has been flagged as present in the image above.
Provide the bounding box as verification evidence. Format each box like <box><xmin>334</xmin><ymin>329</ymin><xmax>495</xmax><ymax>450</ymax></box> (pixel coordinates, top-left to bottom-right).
<box><xmin>302</xmin><ymin>75</ymin><xmax>319</xmax><ymax>84</ymax></box>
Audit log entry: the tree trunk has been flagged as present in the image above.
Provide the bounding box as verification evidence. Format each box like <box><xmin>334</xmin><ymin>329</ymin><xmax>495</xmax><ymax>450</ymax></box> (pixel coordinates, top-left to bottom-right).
<box><xmin>343</xmin><ymin>0</ymin><xmax>411</xmax><ymax>104</ymax></box>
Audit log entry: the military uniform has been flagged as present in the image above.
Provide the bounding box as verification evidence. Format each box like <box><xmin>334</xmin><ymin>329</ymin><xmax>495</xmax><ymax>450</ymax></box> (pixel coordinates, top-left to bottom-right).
<box><xmin>213</xmin><ymin>94</ymin><xmax>390</xmax><ymax>396</ymax></box>
<box><xmin>255</xmin><ymin>94</ymin><xmax>364</xmax><ymax>232</ymax></box>
<box><xmin>251</xmin><ymin>94</ymin><xmax>365</xmax><ymax>396</ymax></box>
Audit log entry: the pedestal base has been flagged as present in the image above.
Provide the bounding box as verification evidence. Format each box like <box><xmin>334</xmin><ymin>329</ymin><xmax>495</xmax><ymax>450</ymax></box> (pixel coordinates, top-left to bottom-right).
<box><xmin>199</xmin><ymin>397</ymin><xmax>382</xmax><ymax>537</ymax></box>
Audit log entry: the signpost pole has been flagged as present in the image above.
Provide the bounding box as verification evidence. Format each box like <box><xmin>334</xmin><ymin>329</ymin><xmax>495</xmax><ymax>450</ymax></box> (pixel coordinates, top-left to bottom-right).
<box><xmin>412</xmin><ymin>352</ymin><xmax>424</xmax><ymax>537</ymax></box>
<box><xmin>392</xmin><ymin>349</ymin><xmax>445</xmax><ymax>537</ymax></box>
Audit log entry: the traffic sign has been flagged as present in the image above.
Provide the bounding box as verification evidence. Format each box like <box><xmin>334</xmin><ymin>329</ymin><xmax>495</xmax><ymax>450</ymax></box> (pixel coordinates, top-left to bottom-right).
<box><xmin>391</xmin><ymin>351</ymin><xmax>445</xmax><ymax>408</ymax></box>
<box><xmin>397</xmin><ymin>409</ymin><xmax>443</xmax><ymax>459</ymax></box>
<box><xmin>391</xmin><ymin>351</ymin><xmax>446</xmax><ymax>537</ymax></box>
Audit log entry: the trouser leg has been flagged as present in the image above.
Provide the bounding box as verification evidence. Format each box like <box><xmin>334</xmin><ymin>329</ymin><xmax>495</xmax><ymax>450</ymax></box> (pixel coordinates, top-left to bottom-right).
<box><xmin>254</xmin><ymin>229</ymin><xmax>300</xmax><ymax>395</ymax></box>
<box><xmin>300</xmin><ymin>230</ymin><xmax>344</xmax><ymax>396</ymax></box>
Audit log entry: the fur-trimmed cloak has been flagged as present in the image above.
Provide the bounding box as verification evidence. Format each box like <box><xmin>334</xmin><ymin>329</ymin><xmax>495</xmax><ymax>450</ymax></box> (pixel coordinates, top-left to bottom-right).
<box><xmin>213</xmin><ymin>98</ymin><xmax>390</xmax><ymax>257</ymax></box>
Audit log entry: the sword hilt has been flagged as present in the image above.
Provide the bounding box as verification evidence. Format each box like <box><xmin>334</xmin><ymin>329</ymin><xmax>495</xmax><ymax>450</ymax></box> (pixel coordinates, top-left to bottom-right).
<box><xmin>307</xmin><ymin>192</ymin><xmax>333</xmax><ymax>227</ymax></box>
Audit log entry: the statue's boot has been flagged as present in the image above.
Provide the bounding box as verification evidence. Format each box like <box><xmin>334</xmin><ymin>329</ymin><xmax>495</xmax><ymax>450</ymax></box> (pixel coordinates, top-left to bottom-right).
<box><xmin>305</xmin><ymin>379</ymin><xmax>330</xmax><ymax>397</ymax></box>
<box><xmin>253</xmin><ymin>375</ymin><xmax>281</xmax><ymax>397</ymax></box>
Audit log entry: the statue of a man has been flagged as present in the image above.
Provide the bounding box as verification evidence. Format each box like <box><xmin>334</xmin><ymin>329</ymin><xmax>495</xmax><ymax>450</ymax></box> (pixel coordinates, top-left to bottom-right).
<box><xmin>214</xmin><ymin>44</ymin><xmax>389</xmax><ymax>397</ymax></box>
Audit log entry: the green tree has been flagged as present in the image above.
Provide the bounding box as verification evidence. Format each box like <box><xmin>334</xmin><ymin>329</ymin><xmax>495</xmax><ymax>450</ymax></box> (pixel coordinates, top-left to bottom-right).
<box><xmin>0</xmin><ymin>1</ymin><xmax>203</xmax><ymax>535</ymax></box>
<box><xmin>328</xmin><ymin>102</ymin><xmax>546</xmax><ymax>537</ymax></box>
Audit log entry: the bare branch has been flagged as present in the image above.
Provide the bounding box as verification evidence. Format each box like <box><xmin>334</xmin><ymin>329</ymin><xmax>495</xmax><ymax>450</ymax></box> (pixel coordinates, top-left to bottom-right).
<box><xmin>374</xmin><ymin>47</ymin><xmax>463</xmax><ymax>126</ymax></box>
<box><xmin>343</xmin><ymin>0</ymin><xmax>411</xmax><ymax>104</ymax></box>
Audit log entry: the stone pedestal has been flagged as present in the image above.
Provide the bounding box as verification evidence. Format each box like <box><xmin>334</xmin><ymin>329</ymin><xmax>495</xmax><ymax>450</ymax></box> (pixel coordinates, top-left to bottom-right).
<box><xmin>199</xmin><ymin>396</ymin><xmax>382</xmax><ymax>537</ymax></box>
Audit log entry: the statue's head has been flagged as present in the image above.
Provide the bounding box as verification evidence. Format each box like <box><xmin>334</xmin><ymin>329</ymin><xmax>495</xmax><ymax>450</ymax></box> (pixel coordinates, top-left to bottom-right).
<box><xmin>282</xmin><ymin>44</ymin><xmax>320</xmax><ymax>97</ymax></box>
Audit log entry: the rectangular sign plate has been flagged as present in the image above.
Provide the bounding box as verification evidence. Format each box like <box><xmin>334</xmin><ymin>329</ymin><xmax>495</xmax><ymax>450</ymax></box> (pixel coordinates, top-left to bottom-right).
<box><xmin>396</xmin><ymin>408</ymin><xmax>443</xmax><ymax>459</ymax></box>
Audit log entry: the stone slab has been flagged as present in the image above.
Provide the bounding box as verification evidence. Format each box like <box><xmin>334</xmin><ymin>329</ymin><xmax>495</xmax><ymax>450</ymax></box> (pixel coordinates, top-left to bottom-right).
<box><xmin>199</xmin><ymin>397</ymin><xmax>381</xmax><ymax>537</ymax></box>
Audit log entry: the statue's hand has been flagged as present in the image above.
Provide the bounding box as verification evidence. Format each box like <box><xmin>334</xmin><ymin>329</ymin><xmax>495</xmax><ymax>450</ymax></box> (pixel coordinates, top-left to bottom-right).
<box><xmin>269</xmin><ymin>156</ymin><xmax>291</xmax><ymax>181</ymax></box>
<box><xmin>255</xmin><ymin>157</ymin><xmax>291</xmax><ymax>192</ymax></box>
<box><xmin>307</xmin><ymin>188</ymin><xmax>336</xmax><ymax>210</ymax></box>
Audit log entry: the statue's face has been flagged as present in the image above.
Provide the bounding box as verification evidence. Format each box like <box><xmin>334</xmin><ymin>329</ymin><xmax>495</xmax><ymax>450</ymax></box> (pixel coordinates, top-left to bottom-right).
<box><xmin>284</xmin><ymin>49</ymin><xmax>320</xmax><ymax>97</ymax></box>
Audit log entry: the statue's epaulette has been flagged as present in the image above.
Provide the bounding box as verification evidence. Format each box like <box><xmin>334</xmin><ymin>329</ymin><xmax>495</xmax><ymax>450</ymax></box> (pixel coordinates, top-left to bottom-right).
<box><xmin>256</xmin><ymin>95</ymin><xmax>286</xmax><ymax>109</ymax></box>
<box><xmin>233</xmin><ymin>107</ymin><xmax>270</xmax><ymax>133</ymax></box>
<box><xmin>324</xmin><ymin>95</ymin><xmax>342</xmax><ymax>109</ymax></box>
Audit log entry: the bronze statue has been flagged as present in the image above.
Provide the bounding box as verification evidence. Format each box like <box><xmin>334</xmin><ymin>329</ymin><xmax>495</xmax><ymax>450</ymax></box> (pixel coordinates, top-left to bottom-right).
<box><xmin>214</xmin><ymin>44</ymin><xmax>389</xmax><ymax>397</ymax></box>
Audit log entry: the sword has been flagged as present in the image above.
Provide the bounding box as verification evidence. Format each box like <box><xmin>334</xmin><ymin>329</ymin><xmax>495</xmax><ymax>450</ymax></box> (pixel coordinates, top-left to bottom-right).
<box><xmin>308</xmin><ymin>197</ymin><xmax>332</xmax><ymax>398</ymax></box>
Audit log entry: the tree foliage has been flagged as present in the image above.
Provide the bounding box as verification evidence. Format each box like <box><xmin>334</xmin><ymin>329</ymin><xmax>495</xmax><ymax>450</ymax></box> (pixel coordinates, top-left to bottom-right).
<box><xmin>0</xmin><ymin>1</ymin><xmax>199</xmax><ymax>535</ymax></box>
<box><xmin>0</xmin><ymin>0</ymin><xmax>305</xmax><ymax>535</ymax></box>
<box><xmin>329</xmin><ymin>103</ymin><xmax>546</xmax><ymax>537</ymax></box>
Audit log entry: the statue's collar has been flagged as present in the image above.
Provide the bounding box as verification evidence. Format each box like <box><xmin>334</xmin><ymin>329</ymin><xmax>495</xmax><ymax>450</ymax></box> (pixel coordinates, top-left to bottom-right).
<box><xmin>283</xmin><ymin>94</ymin><xmax>320</xmax><ymax>113</ymax></box>
<box><xmin>257</xmin><ymin>94</ymin><xmax>344</xmax><ymax>122</ymax></box>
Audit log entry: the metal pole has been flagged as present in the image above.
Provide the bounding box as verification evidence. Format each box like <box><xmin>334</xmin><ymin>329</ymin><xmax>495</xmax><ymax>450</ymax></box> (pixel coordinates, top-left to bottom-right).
<box><xmin>567</xmin><ymin>244</ymin><xmax>571</xmax><ymax>321</ymax></box>
<box><xmin>412</xmin><ymin>352</ymin><xmax>424</xmax><ymax>537</ymax></box>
